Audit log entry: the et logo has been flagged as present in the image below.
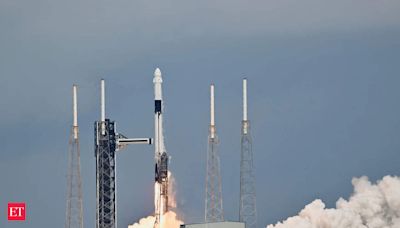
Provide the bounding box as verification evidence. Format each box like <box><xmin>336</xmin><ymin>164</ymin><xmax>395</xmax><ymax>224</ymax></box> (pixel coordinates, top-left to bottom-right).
<box><xmin>8</xmin><ymin>202</ymin><xmax>26</xmax><ymax>221</ymax></box>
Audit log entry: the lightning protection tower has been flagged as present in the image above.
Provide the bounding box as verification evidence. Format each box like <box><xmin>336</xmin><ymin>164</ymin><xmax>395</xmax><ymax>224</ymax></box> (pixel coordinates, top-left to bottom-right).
<box><xmin>205</xmin><ymin>84</ymin><xmax>224</xmax><ymax>223</ymax></box>
<box><xmin>239</xmin><ymin>79</ymin><xmax>257</xmax><ymax>228</ymax></box>
<box><xmin>65</xmin><ymin>85</ymin><xmax>84</xmax><ymax>228</ymax></box>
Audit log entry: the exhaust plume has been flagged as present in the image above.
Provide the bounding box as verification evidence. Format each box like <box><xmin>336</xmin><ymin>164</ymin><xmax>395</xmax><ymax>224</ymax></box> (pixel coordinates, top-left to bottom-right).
<box><xmin>128</xmin><ymin>172</ymin><xmax>183</xmax><ymax>228</ymax></box>
<box><xmin>267</xmin><ymin>175</ymin><xmax>400</xmax><ymax>228</ymax></box>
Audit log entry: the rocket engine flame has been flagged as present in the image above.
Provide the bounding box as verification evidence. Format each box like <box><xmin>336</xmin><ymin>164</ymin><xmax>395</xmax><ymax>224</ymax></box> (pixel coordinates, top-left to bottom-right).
<box><xmin>128</xmin><ymin>172</ymin><xmax>183</xmax><ymax>228</ymax></box>
<box><xmin>267</xmin><ymin>175</ymin><xmax>400</xmax><ymax>228</ymax></box>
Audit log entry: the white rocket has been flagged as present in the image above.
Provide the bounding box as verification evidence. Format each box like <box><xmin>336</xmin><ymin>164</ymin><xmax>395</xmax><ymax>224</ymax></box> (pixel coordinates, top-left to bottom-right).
<box><xmin>153</xmin><ymin>68</ymin><xmax>169</xmax><ymax>222</ymax></box>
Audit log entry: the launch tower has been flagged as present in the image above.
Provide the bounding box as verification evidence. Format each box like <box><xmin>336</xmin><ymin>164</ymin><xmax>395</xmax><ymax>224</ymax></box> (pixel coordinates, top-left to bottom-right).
<box><xmin>95</xmin><ymin>79</ymin><xmax>151</xmax><ymax>228</ymax></box>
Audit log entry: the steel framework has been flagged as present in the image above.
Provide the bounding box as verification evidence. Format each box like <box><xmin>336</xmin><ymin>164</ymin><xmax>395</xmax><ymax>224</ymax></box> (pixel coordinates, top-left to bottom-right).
<box><xmin>65</xmin><ymin>128</ymin><xmax>84</xmax><ymax>228</ymax></box>
<box><xmin>205</xmin><ymin>84</ymin><xmax>224</xmax><ymax>223</ymax></box>
<box><xmin>94</xmin><ymin>79</ymin><xmax>151</xmax><ymax>228</ymax></box>
<box><xmin>205</xmin><ymin>135</ymin><xmax>224</xmax><ymax>223</ymax></box>
<box><xmin>239</xmin><ymin>79</ymin><xmax>257</xmax><ymax>228</ymax></box>
<box><xmin>65</xmin><ymin>85</ymin><xmax>84</xmax><ymax>228</ymax></box>
<box><xmin>95</xmin><ymin>119</ymin><xmax>117</xmax><ymax>228</ymax></box>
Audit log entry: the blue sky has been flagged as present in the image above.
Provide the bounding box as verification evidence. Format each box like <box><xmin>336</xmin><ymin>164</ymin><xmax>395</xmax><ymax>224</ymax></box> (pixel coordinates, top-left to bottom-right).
<box><xmin>1</xmin><ymin>1</ymin><xmax>400</xmax><ymax>227</ymax></box>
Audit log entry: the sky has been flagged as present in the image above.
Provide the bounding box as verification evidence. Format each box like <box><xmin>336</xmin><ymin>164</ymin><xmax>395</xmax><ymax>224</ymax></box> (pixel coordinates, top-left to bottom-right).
<box><xmin>1</xmin><ymin>0</ymin><xmax>400</xmax><ymax>227</ymax></box>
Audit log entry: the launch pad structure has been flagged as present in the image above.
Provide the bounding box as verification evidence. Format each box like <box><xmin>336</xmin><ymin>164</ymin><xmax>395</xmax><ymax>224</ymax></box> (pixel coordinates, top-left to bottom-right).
<box><xmin>94</xmin><ymin>79</ymin><xmax>152</xmax><ymax>228</ymax></box>
<box><xmin>67</xmin><ymin>70</ymin><xmax>256</xmax><ymax>228</ymax></box>
<box><xmin>94</xmin><ymin>69</ymin><xmax>170</xmax><ymax>228</ymax></box>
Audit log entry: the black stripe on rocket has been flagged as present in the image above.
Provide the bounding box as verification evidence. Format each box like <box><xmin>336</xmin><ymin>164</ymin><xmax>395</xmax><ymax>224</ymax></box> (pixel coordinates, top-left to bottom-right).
<box><xmin>155</xmin><ymin>100</ymin><xmax>162</xmax><ymax>113</ymax></box>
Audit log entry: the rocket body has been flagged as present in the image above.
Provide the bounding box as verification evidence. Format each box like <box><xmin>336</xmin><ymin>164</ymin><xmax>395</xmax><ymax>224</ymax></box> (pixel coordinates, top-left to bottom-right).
<box><xmin>153</xmin><ymin>68</ymin><xmax>169</xmax><ymax>223</ymax></box>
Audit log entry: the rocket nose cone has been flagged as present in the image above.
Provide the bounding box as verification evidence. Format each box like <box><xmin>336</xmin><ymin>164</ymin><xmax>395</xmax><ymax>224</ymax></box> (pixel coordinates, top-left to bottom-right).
<box><xmin>154</xmin><ymin>68</ymin><xmax>162</xmax><ymax>78</ymax></box>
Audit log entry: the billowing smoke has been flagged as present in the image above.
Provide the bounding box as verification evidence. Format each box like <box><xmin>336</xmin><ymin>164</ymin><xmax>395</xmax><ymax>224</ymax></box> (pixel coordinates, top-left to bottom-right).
<box><xmin>267</xmin><ymin>175</ymin><xmax>400</xmax><ymax>228</ymax></box>
<box><xmin>127</xmin><ymin>211</ymin><xmax>182</xmax><ymax>228</ymax></box>
<box><xmin>128</xmin><ymin>172</ymin><xmax>183</xmax><ymax>228</ymax></box>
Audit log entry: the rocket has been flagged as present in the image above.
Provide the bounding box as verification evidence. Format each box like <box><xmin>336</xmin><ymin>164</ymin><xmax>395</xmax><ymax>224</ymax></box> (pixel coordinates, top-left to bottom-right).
<box><xmin>153</xmin><ymin>68</ymin><xmax>169</xmax><ymax>223</ymax></box>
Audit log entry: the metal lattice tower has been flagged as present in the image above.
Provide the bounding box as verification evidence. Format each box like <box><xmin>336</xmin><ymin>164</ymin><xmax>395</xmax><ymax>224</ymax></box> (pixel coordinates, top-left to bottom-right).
<box><xmin>95</xmin><ymin>119</ymin><xmax>117</xmax><ymax>228</ymax></box>
<box><xmin>95</xmin><ymin>80</ymin><xmax>117</xmax><ymax>228</ymax></box>
<box><xmin>65</xmin><ymin>85</ymin><xmax>84</xmax><ymax>228</ymax></box>
<box><xmin>94</xmin><ymin>79</ymin><xmax>152</xmax><ymax>228</ymax></box>
<box><xmin>205</xmin><ymin>84</ymin><xmax>224</xmax><ymax>223</ymax></box>
<box><xmin>239</xmin><ymin>79</ymin><xmax>258</xmax><ymax>228</ymax></box>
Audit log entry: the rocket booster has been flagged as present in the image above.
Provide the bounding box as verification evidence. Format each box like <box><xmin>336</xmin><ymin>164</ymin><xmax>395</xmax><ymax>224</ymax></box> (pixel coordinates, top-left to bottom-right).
<box><xmin>153</xmin><ymin>68</ymin><xmax>169</xmax><ymax>220</ymax></box>
<box><xmin>153</xmin><ymin>68</ymin><xmax>168</xmax><ymax>183</ymax></box>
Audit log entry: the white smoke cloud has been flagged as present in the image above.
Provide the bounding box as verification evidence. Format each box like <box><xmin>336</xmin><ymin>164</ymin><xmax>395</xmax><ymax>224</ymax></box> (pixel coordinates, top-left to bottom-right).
<box><xmin>128</xmin><ymin>172</ymin><xmax>183</xmax><ymax>228</ymax></box>
<box><xmin>128</xmin><ymin>211</ymin><xmax>182</xmax><ymax>228</ymax></box>
<box><xmin>267</xmin><ymin>175</ymin><xmax>400</xmax><ymax>228</ymax></box>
